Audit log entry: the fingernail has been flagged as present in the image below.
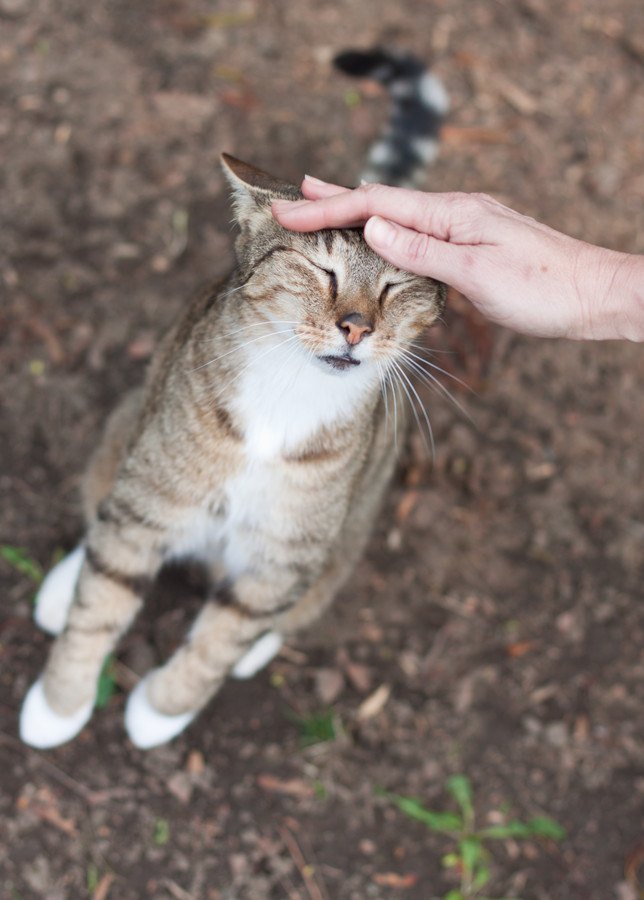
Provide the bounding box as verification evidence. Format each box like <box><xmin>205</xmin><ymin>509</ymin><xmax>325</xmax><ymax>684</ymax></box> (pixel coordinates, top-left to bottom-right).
<box><xmin>365</xmin><ymin>215</ymin><xmax>396</xmax><ymax>248</ymax></box>
<box><xmin>303</xmin><ymin>174</ymin><xmax>328</xmax><ymax>185</ymax></box>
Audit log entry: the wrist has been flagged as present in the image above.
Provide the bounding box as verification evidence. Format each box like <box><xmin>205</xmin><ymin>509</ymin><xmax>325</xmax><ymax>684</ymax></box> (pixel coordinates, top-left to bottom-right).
<box><xmin>577</xmin><ymin>245</ymin><xmax>644</xmax><ymax>342</ymax></box>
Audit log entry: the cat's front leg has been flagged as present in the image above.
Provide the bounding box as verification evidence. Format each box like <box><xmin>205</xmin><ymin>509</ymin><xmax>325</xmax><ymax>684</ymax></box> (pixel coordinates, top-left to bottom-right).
<box><xmin>20</xmin><ymin>520</ymin><xmax>164</xmax><ymax>748</ymax></box>
<box><xmin>124</xmin><ymin>567</ymin><xmax>306</xmax><ymax>749</ymax></box>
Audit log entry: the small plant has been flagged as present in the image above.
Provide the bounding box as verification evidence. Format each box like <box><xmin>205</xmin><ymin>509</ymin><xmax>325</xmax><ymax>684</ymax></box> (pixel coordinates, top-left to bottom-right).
<box><xmin>86</xmin><ymin>862</ymin><xmax>100</xmax><ymax>893</ymax></box>
<box><xmin>380</xmin><ymin>774</ymin><xmax>565</xmax><ymax>900</ymax></box>
<box><xmin>0</xmin><ymin>545</ymin><xmax>43</xmax><ymax>584</ymax></box>
<box><xmin>153</xmin><ymin>818</ymin><xmax>171</xmax><ymax>846</ymax></box>
<box><xmin>288</xmin><ymin>708</ymin><xmax>339</xmax><ymax>747</ymax></box>
<box><xmin>95</xmin><ymin>656</ymin><xmax>118</xmax><ymax>709</ymax></box>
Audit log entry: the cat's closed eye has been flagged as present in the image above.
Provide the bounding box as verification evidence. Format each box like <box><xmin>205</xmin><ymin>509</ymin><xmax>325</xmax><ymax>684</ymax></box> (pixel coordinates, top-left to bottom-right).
<box><xmin>321</xmin><ymin>268</ymin><xmax>338</xmax><ymax>298</ymax></box>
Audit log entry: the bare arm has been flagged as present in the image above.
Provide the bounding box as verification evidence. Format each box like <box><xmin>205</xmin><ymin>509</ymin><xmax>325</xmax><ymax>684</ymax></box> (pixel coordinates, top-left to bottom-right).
<box><xmin>273</xmin><ymin>178</ymin><xmax>644</xmax><ymax>342</ymax></box>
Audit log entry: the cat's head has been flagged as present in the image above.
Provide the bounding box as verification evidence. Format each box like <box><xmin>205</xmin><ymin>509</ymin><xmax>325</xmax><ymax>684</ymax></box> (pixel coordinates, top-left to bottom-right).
<box><xmin>222</xmin><ymin>154</ymin><xmax>445</xmax><ymax>376</ymax></box>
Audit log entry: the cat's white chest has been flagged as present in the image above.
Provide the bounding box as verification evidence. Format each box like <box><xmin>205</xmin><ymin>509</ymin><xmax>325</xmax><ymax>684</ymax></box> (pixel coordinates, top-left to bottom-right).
<box><xmin>233</xmin><ymin>343</ymin><xmax>374</xmax><ymax>461</ymax></box>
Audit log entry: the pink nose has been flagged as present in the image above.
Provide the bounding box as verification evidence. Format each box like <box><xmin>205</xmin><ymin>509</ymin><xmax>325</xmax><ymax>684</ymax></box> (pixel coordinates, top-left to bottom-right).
<box><xmin>337</xmin><ymin>312</ymin><xmax>373</xmax><ymax>346</ymax></box>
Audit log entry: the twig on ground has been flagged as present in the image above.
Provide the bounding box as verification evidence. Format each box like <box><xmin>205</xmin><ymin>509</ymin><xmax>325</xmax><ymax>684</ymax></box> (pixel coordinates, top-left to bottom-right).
<box><xmin>278</xmin><ymin>821</ymin><xmax>327</xmax><ymax>900</ymax></box>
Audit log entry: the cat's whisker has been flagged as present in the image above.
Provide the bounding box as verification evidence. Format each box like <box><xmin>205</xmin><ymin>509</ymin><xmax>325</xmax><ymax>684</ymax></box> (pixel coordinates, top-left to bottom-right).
<box><xmin>398</xmin><ymin>350</ymin><xmax>475</xmax><ymax>427</ymax></box>
<box><xmin>377</xmin><ymin>361</ymin><xmax>387</xmax><ymax>420</ymax></box>
<box><xmin>193</xmin><ymin>320</ymin><xmax>300</xmax><ymax>346</ymax></box>
<box><xmin>390</xmin><ymin>359</ymin><xmax>435</xmax><ymax>459</ymax></box>
<box><xmin>217</xmin><ymin>319</ymin><xmax>300</xmax><ymax>339</ymax></box>
<box><xmin>209</xmin><ymin>334</ymin><xmax>300</xmax><ymax>406</ymax></box>
<box><xmin>376</xmin><ymin>361</ymin><xmax>391</xmax><ymax>439</ymax></box>
<box><xmin>389</xmin><ymin>366</ymin><xmax>400</xmax><ymax>454</ymax></box>
<box><xmin>218</xmin><ymin>283</ymin><xmax>248</xmax><ymax>300</ymax></box>
<box><xmin>393</xmin><ymin>342</ymin><xmax>474</xmax><ymax>395</ymax></box>
<box><xmin>273</xmin><ymin>339</ymin><xmax>309</xmax><ymax>398</ymax></box>
<box><xmin>193</xmin><ymin>329</ymin><xmax>295</xmax><ymax>371</ymax></box>
<box><xmin>408</xmin><ymin>339</ymin><xmax>454</xmax><ymax>357</ymax></box>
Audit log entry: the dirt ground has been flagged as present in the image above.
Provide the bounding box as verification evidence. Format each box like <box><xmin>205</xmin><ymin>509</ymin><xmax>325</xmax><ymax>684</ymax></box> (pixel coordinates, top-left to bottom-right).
<box><xmin>1</xmin><ymin>1</ymin><xmax>643</xmax><ymax>898</ymax></box>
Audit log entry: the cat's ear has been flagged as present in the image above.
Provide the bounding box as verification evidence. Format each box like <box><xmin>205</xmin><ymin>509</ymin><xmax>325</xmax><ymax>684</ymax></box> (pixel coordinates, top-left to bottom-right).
<box><xmin>221</xmin><ymin>154</ymin><xmax>301</xmax><ymax>227</ymax></box>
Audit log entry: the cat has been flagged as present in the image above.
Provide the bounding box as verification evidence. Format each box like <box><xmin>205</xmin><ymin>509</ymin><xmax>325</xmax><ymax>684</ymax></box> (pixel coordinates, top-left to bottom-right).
<box><xmin>20</xmin><ymin>50</ymin><xmax>448</xmax><ymax>750</ymax></box>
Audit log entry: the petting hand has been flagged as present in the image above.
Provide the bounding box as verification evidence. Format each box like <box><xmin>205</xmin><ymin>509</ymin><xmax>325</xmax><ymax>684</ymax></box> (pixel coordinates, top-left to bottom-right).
<box><xmin>272</xmin><ymin>178</ymin><xmax>644</xmax><ymax>342</ymax></box>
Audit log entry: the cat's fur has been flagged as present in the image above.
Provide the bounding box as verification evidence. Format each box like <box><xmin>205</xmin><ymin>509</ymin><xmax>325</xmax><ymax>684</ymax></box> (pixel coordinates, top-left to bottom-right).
<box><xmin>20</xmin><ymin>53</ymin><xmax>448</xmax><ymax>750</ymax></box>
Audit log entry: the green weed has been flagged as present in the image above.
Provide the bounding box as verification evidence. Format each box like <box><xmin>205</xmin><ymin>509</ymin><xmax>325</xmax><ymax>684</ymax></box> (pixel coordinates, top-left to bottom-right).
<box><xmin>86</xmin><ymin>862</ymin><xmax>100</xmax><ymax>893</ymax></box>
<box><xmin>0</xmin><ymin>545</ymin><xmax>43</xmax><ymax>584</ymax></box>
<box><xmin>153</xmin><ymin>818</ymin><xmax>170</xmax><ymax>846</ymax></box>
<box><xmin>95</xmin><ymin>656</ymin><xmax>118</xmax><ymax>709</ymax></box>
<box><xmin>288</xmin><ymin>708</ymin><xmax>339</xmax><ymax>747</ymax></box>
<box><xmin>380</xmin><ymin>774</ymin><xmax>565</xmax><ymax>900</ymax></box>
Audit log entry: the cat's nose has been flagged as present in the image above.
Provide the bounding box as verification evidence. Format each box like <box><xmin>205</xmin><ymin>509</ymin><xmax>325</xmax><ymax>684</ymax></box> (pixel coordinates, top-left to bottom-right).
<box><xmin>337</xmin><ymin>312</ymin><xmax>373</xmax><ymax>346</ymax></box>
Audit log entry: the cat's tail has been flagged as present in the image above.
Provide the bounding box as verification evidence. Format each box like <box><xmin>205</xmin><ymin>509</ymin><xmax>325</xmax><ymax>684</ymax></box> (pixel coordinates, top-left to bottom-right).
<box><xmin>334</xmin><ymin>48</ymin><xmax>449</xmax><ymax>189</ymax></box>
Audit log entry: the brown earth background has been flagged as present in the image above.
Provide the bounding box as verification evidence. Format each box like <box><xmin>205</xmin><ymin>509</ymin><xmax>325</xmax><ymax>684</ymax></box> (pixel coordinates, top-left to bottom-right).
<box><xmin>1</xmin><ymin>1</ymin><xmax>643</xmax><ymax>898</ymax></box>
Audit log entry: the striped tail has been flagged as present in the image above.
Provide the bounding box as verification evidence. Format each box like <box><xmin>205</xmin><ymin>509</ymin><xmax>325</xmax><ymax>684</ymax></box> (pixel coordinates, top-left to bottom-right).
<box><xmin>334</xmin><ymin>48</ymin><xmax>449</xmax><ymax>189</ymax></box>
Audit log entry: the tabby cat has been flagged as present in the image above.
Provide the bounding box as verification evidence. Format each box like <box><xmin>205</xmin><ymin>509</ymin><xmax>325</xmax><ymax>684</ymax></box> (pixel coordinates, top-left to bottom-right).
<box><xmin>20</xmin><ymin>50</ymin><xmax>447</xmax><ymax>749</ymax></box>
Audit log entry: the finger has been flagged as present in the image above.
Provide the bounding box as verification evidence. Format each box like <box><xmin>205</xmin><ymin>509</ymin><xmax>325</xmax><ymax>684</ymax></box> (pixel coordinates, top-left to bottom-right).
<box><xmin>272</xmin><ymin>198</ymin><xmax>366</xmax><ymax>230</ymax></box>
<box><xmin>364</xmin><ymin>216</ymin><xmax>463</xmax><ymax>284</ymax></box>
<box><xmin>273</xmin><ymin>184</ymin><xmax>451</xmax><ymax>235</ymax></box>
<box><xmin>301</xmin><ymin>175</ymin><xmax>348</xmax><ymax>200</ymax></box>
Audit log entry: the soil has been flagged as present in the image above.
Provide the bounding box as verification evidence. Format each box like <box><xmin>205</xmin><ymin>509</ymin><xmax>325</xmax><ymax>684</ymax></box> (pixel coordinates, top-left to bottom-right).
<box><xmin>1</xmin><ymin>1</ymin><xmax>643</xmax><ymax>898</ymax></box>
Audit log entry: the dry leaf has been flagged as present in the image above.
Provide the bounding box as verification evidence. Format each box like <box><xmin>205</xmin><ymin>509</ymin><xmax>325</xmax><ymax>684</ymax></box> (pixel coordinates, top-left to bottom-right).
<box><xmin>506</xmin><ymin>640</ymin><xmax>536</xmax><ymax>658</ymax></box>
<box><xmin>18</xmin><ymin>787</ymin><xmax>78</xmax><ymax>836</ymax></box>
<box><xmin>344</xmin><ymin>661</ymin><xmax>373</xmax><ymax>693</ymax></box>
<box><xmin>257</xmin><ymin>774</ymin><xmax>315</xmax><ymax>799</ymax></box>
<box><xmin>395</xmin><ymin>489</ymin><xmax>419</xmax><ymax>524</ymax></box>
<box><xmin>93</xmin><ymin>873</ymin><xmax>115</xmax><ymax>900</ymax></box>
<box><xmin>373</xmin><ymin>872</ymin><xmax>418</xmax><ymax>888</ymax></box>
<box><xmin>185</xmin><ymin>750</ymin><xmax>205</xmax><ymax>776</ymax></box>
<box><xmin>167</xmin><ymin>771</ymin><xmax>193</xmax><ymax>805</ymax></box>
<box><xmin>314</xmin><ymin>668</ymin><xmax>344</xmax><ymax>705</ymax></box>
<box><xmin>357</xmin><ymin>683</ymin><xmax>391</xmax><ymax>720</ymax></box>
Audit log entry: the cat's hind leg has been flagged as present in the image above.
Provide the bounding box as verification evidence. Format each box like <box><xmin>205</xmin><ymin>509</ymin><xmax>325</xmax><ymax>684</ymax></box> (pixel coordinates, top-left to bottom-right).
<box><xmin>124</xmin><ymin>630</ymin><xmax>284</xmax><ymax>748</ymax></box>
<box><xmin>124</xmin><ymin>567</ymin><xmax>306</xmax><ymax>749</ymax></box>
<box><xmin>33</xmin><ymin>545</ymin><xmax>85</xmax><ymax>636</ymax></box>
<box><xmin>231</xmin><ymin>631</ymin><xmax>283</xmax><ymax>679</ymax></box>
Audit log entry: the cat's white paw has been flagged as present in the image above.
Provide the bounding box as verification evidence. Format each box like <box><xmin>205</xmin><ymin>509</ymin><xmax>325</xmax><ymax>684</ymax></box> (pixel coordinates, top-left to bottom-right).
<box><xmin>20</xmin><ymin>678</ymin><xmax>93</xmax><ymax>749</ymax></box>
<box><xmin>34</xmin><ymin>545</ymin><xmax>85</xmax><ymax>636</ymax></box>
<box><xmin>232</xmin><ymin>631</ymin><xmax>283</xmax><ymax>679</ymax></box>
<box><xmin>125</xmin><ymin>675</ymin><xmax>196</xmax><ymax>749</ymax></box>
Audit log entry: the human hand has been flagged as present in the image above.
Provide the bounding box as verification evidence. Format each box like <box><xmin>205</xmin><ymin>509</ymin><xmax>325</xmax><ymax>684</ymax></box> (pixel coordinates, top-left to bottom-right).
<box><xmin>273</xmin><ymin>179</ymin><xmax>643</xmax><ymax>342</ymax></box>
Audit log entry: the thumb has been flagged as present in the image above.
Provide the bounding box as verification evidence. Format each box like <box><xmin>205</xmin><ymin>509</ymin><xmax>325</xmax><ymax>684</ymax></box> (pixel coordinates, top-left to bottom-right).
<box><xmin>364</xmin><ymin>215</ymin><xmax>458</xmax><ymax>282</ymax></box>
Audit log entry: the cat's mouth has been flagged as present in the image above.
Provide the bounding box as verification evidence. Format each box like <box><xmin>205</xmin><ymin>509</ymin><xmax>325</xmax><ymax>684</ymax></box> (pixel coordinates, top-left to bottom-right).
<box><xmin>319</xmin><ymin>354</ymin><xmax>361</xmax><ymax>371</ymax></box>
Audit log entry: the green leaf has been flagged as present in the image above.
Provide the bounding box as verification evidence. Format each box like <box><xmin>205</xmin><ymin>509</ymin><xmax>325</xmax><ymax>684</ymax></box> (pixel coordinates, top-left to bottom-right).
<box><xmin>391</xmin><ymin>795</ymin><xmax>462</xmax><ymax>832</ymax></box>
<box><xmin>95</xmin><ymin>656</ymin><xmax>117</xmax><ymax>709</ymax></box>
<box><xmin>153</xmin><ymin>818</ymin><xmax>170</xmax><ymax>845</ymax></box>
<box><xmin>447</xmin><ymin>775</ymin><xmax>474</xmax><ymax>821</ymax></box>
<box><xmin>481</xmin><ymin>815</ymin><xmax>566</xmax><ymax>841</ymax></box>
<box><xmin>344</xmin><ymin>89</ymin><xmax>361</xmax><ymax>108</ymax></box>
<box><xmin>525</xmin><ymin>816</ymin><xmax>566</xmax><ymax>840</ymax></box>
<box><xmin>313</xmin><ymin>780</ymin><xmax>327</xmax><ymax>800</ymax></box>
<box><xmin>442</xmin><ymin>853</ymin><xmax>460</xmax><ymax>869</ymax></box>
<box><xmin>458</xmin><ymin>837</ymin><xmax>483</xmax><ymax>875</ymax></box>
<box><xmin>443</xmin><ymin>891</ymin><xmax>464</xmax><ymax>900</ymax></box>
<box><xmin>86</xmin><ymin>863</ymin><xmax>99</xmax><ymax>893</ymax></box>
<box><xmin>472</xmin><ymin>862</ymin><xmax>491</xmax><ymax>890</ymax></box>
<box><xmin>0</xmin><ymin>546</ymin><xmax>43</xmax><ymax>584</ymax></box>
<box><xmin>479</xmin><ymin>821</ymin><xmax>533</xmax><ymax>840</ymax></box>
<box><xmin>288</xmin><ymin>708</ymin><xmax>338</xmax><ymax>747</ymax></box>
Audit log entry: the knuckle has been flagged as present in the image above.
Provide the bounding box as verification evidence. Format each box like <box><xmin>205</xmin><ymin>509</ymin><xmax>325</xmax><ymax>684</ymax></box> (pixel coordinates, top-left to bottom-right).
<box><xmin>470</xmin><ymin>191</ymin><xmax>495</xmax><ymax>205</ymax></box>
<box><xmin>359</xmin><ymin>181</ymin><xmax>384</xmax><ymax>195</ymax></box>
<box><xmin>358</xmin><ymin>180</ymin><xmax>385</xmax><ymax>212</ymax></box>
<box><xmin>404</xmin><ymin>230</ymin><xmax>430</xmax><ymax>263</ymax></box>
